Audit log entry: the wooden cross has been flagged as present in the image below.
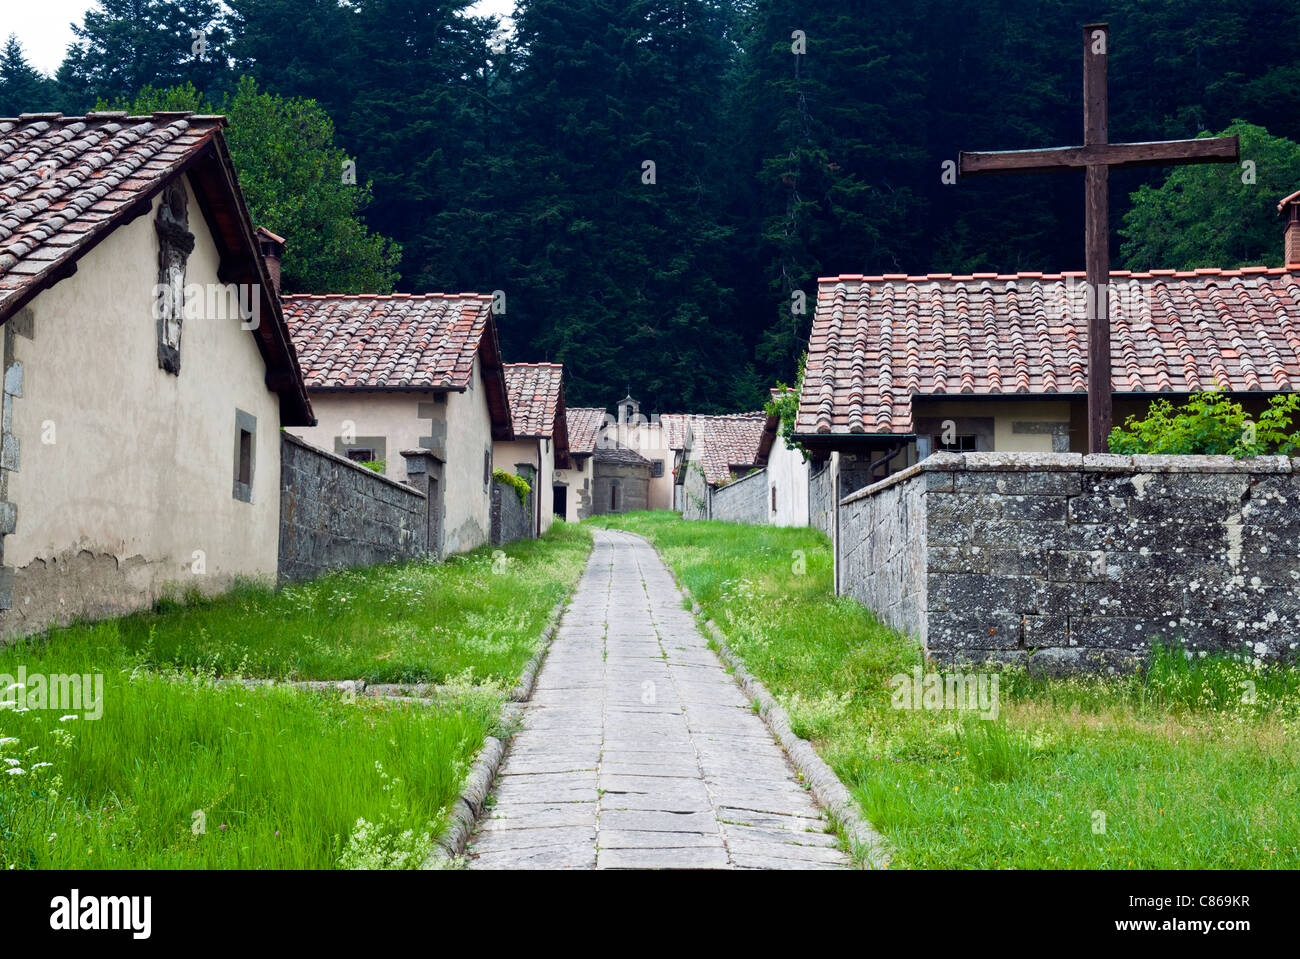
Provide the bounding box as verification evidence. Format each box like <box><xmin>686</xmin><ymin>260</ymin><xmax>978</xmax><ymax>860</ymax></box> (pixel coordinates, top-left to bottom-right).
<box><xmin>959</xmin><ymin>23</ymin><xmax>1239</xmax><ymax>453</ymax></box>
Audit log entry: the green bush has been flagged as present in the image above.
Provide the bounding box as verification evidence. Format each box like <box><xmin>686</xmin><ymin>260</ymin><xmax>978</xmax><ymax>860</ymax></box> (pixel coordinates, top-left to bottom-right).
<box><xmin>492</xmin><ymin>468</ymin><xmax>531</xmax><ymax>505</ymax></box>
<box><xmin>358</xmin><ymin>459</ymin><xmax>385</xmax><ymax>474</ymax></box>
<box><xmin>1108</xmin><ymin>391</ymin><xmax>1300</xmax><ymax>457</ymax></box>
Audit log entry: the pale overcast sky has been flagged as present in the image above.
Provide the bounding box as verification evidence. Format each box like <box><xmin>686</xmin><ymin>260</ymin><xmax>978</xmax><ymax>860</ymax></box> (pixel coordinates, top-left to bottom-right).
<box><xmin>6</xmin><ymin>0</ymin><xmax>517</xmax><ymax>76</ymax></box>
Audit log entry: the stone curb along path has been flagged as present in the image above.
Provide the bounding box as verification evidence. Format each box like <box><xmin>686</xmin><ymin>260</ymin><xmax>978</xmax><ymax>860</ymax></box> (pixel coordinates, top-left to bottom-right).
<box><xmin>461</xmin><ymin>528</ymin><xmax>864</xmax><ymax>870</ymax></box>
<box><xmin>423</xmin><ymin>598</ymin><xmax>569</xmax><ymax>868</ymax></box>
<box><xmin>678</xmin><ymin>592</ymin><xmax>891</xmax><ymax>870</ymax></box>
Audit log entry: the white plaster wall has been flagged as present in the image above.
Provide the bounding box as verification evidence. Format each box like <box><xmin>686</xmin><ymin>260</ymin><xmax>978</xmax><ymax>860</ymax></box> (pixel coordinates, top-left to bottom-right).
<box><xmin>5</xmin><ymin>175</ymin><xmax>282</xmax><ymax>631</ymax></box>
<box><xmin>554</xmin><ymin>455</ymin><xmax>593</xmax><ymax>521</ymax></box>
<box><xmin>766</xmin><ymin>433</ymin><xmax>810</xmax><ymax>527</ymax></box>
<box><xmin>287</xmin><ymin>390</ymin><xmax>440</xmax><ymax>481</ymax></box>
<box><xmin>441</xmin><ymin>355</ymin><xmax>493</xmax><ymax>554</ymax></box>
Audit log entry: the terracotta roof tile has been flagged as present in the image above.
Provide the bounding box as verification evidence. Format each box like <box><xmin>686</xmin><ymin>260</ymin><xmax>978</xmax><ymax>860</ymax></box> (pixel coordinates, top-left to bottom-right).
<box><xmin>566</xmin><ymin>407</ymin><xmax>608</xmax><ymax>455</ymax></box>
<box><xmin>0</xmin><ymin>112</ymin><xmax>225</xmax><ymax>315</ymax></box>
<box><xmin>282</xmin><ymin>293</ymin><xmax>495</xmax><ymax>390</ymax></box>
<box><xmin>685</xmin><ymin>412</ymin><xmax>770</xmax><ymax>485</ymax></box>
<box><xmin>504</xmin><ymin>362</ymin><xmax>564</xmax><ymax>437</ymax></box>
<box><xmin>798</xmin><ymin>270</ymin><xmax>1300</xmax><ymax>436</ymax></box>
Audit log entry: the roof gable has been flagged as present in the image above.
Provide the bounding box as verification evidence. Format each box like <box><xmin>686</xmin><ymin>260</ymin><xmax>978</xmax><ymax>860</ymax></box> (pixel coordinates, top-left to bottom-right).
<box><xmin>799</xmin><ymin>269</ymin><xmax>1300</xmax><ymax>438</ymax></box>
<box><xmin>282</xmin><ymin>292</ymin><xmax>513</xmax><ymax>439</ymax></box>
<box><xmin>684</xmin><ymin>412</ymin><xmax>774</xmax><ymax>485</ymax></box>
<box><xmin>504</xmin><ymin>362</ymin><xmax>570</xmax><ymax>467</ymax></box>
<box><xmin>565</xmin><ymin>407</ymin><xmax>608</xmax><ymax>455</ymax></box>
<box><xmin>0</xmin><ymin>111</ymin><xmax>313</xmax><ymax>425</ymax></box>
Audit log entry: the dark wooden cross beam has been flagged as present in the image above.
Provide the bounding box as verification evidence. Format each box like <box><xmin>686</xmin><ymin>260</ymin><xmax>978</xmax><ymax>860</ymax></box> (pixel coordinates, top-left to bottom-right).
<box><xmin>959</xmin><ymin>23</ymin><xmax>1240</xmax><ymax>453</ymax></box>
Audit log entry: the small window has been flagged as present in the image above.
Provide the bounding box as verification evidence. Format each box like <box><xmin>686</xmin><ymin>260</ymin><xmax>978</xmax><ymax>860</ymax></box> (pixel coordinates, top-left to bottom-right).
<box><xmin>771</xmin><ymin>484</ymin><xmax>777</xmax><ymax>511</ymax></box>
<box><xmin>484</xmin><ymin>449</ymin><xmax>491</xmax><ymax>486</ymax></box>
<box><xmin>233</xmin><ymin>409</ymin><xmax>256</xmax><ymax>503</ymax></box>
<box><xmin>651</xmin><ymin>459</ymin><xmax>664</xmax><ymax>478</ymax></box>
<box><xmin>346</xmin><ymin>448</ymin><xmax>376</xmax><ymax>463</ymax></box>
<box><xmin>610</xmin><ymin>483</ymin><xmax>617</xmax><ymax>511</ymax></box>
<box><xmin>936</xmin><ymin>434</ymin><xmax>977</xmax><ymax>452</ymax></box>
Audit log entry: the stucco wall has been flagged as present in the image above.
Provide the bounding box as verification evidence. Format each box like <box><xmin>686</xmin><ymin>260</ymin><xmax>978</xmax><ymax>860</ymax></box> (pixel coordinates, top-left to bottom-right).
<box><xmin>554</xmin><ymin>455</ymin><xmax>593</xmax><ymax>521</ymax></box>
<box><xmin>441</xmin><ymin>356</ymin><xmax>493</xmax><ymax>554</ymax></box>
<box><xmin>837</xmin><ymin>452</ymin><xmax>1300</xmax><ymax>672</ymax></box>
<box><xmin>766</xmin><ymin>434</ymin><xmax>810</xmax><ymax>526</ymax></box>
<box><xmin>287</xmin><ymin>390</ymin><xmax>441</xmax><ymax>482</ymax></box>
<box><xmin>278</xmin><ymin>433</ymin><xmax>427</xmax><ymax>582</ymax></box>
<box><xmin>2</xmin><ymin>176</ymin><xmax>282</xmax><ymax>639</ymax></box>
<box><xmin>711</xmin><ymin>467</ymin><xmax>769</xmax><ymax>525</ymax></box>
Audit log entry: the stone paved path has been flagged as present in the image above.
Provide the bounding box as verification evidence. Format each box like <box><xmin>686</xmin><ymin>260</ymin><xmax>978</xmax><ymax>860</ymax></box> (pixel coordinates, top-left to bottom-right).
<box><xmin>466</xmin><ymin>529</ymin><xmax>849</xmax><ymax>869</ymax></box>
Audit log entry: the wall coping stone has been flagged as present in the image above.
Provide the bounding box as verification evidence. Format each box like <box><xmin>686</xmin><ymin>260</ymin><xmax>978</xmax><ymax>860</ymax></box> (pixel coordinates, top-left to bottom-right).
<box><xmin>715</xmin><ymin>464</ymin><xmax>767</xmax><ymax>491</ymax></box>
<box><xmin>400</xmin><ymin>448</ymin><xmax>445</xmax><ymax>473</ymax></box>
<box><xmin>283</xmin><ymin>431</ymin><xmax>427</xmax><ymax>498</ymax></box>
<box><xmin>839</xmin><ymin>450</ymin><xmax>1295</xmax><ymax>507</ymax></box>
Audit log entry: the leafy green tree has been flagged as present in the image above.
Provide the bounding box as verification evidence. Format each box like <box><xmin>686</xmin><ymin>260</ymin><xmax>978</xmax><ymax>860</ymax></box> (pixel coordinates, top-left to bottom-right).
<box><xmin>0</xmin><ymin>36</ymin><xmax>62</xmax><ymax>115</ymax></box>
<box><xmin>59</xmin><ymin>0</ymin><xmax>234</xmax><ymax>109</ymax></box>
<box><xmin>1109</xmin><ymin>392</ymin><xmax>1300</xmax><ymax>457</ymax></box>
<box><xmin>1119</xmin><ymin>122</ymin><xmax>1300</xmax><ymax>270</ymax></box>
<box><xmin>111</xmin><ymin>78</ymin><xmax>401</xmax><ymax>293</ymax></box>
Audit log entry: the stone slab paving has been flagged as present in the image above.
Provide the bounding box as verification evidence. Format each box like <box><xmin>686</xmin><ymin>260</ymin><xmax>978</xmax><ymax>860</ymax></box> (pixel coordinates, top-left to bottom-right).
<box><xmin>466</xmin><ymin>529</ymin><xmax>849</xmax><ymax>870</ymax></box>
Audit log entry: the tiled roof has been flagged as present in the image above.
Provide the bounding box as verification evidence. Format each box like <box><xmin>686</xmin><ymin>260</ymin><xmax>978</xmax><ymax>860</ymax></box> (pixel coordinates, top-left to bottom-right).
<box><xmin>798</xmin><ymin>269</ymin><xmax>1300</xmax><ymax>437</ymax></box>
<box><xmin>281</xmin><ymin>292</ymin><xmax>513</xmax><ymax>439</ymax></box>
<box><xmin>0</xmin><ymin>111</ymin><xmax>224</xmax><ymax>313</ymax></box>
<box><xmin>687</xmin><ymin>412</ymin><xmax>773</xmax><ymax>485</ymax></box>
<box><xmin>504</xmin><ymin>363</ymin><xmax>563</xmax><ymax>436</ymax></box>
<box><xmin>282</xmin><ymin>293</ymin><xmax>494</xmax><ymax>390</ymax></box>
<box><xmin>594</xmin><ymin>444</ymin><xmax>651</xmax><ymax>466</ymax></box>
<box><xmin>566</xmin><ymin>407</ymin><xmax>608</xmax><ymax>455</ymax></box>
<box><xmin>658</xmin><ymin>413</ymin><xmax>692</xmax><ymax>450</ymax></box>
<box><xmin>0</xmin><ymin>111</ymin><xmax>313</xmax><ymax>425</ymax></box>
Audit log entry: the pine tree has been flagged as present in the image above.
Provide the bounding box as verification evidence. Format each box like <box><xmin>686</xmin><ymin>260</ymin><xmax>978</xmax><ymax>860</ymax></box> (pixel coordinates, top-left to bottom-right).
<box><xmin>59</xmin><ymin>0</ymin><xmax>233</xmax><ymax>110</ymax></box>
<box><xmin>0</xmin><ymin>36</ymin><xmax>61</xmax><ymax>115</ymax></box>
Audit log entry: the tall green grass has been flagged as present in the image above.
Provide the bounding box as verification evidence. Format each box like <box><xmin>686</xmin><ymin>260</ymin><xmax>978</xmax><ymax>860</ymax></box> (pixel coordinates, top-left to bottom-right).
<box><xmin>28</xmin><ymin>524</ymin><xmax>592</xmax><ymax>684</ymax></box>
<box><xmin>591</xmin><ymin>512</ymin><xmax>1300</xmax><ymax>868</ymax></box>
<box><xmin>1</xmin><ymin>525</ymin><xmax>592</xmax><ymax>868</ymax></box>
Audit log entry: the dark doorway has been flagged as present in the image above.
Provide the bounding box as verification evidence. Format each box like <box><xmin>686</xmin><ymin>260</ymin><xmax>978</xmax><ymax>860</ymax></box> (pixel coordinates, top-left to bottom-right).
<box><xmin>553</xmin><ymin>485</ymin><xmax>567</xmax><ymax>521</ymax></box>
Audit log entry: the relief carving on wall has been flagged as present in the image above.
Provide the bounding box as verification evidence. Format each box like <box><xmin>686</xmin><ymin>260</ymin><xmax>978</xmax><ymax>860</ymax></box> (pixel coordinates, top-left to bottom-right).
<box><xmin>154</xmin><ymin>181</ymin><xmax>195</xmax><ymax>374</ymax></box>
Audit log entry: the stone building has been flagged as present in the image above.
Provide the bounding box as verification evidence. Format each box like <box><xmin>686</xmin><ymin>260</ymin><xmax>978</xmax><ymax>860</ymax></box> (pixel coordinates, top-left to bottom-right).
<box><xmin>281</xmin><ymin>292</ymin><xmax>512</xmax><ymax>556</ymax></box>
<box><xmin>0</xmin><ymin>111</ymin><xmax>314</xmax><ymax>638</ymax></box>
<box><xmin>495</xmin><ymin>362</ymin><xmax>571</xmax><ymax>535</ymax></box>
<box><xmin>590</xmin><ymin>445</ymin><xmax>652</xmax><ymax>515</ymax></box>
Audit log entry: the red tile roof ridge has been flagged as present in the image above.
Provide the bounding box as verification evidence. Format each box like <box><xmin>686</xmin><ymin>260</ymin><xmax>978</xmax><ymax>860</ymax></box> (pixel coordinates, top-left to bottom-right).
<box><xmin>818</xmin><ymin>266</ymin><xmax>1296</xmax><ymax>284</ymax></box>
<box><xmin>280</xmin><ymin>291</ymin><xmax>493</xmax><ymax>301</ymax></box>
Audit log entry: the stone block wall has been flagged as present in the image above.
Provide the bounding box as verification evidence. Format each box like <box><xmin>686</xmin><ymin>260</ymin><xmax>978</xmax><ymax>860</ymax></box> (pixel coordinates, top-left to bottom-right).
<box><xmin>810</xmin><ymin>463</ymin><xmax>834</xmax><ymax>537</ymax></box>
<box><xmin>837</xmin><ymin>452</ymin><xmax>1300</xmax><ymax>671</ymax></box>
<box><xmin>710</xmin><ymin>467</ymin><xmax>770</xmax><ymax>525</ymax></box>
<box><xmin>279</xmin><ymin>433</ymin><xmax>428</xmax><ymax>582</ymax></box>
<box><xmin>680</xmin><ymin>461</ymin><xmax>709</xmax><ymax>520</ymax></box>
<box><xmin>491</xmin><ymin>478</ymin><xmax>534</xmax><ymax>546</ymax></box>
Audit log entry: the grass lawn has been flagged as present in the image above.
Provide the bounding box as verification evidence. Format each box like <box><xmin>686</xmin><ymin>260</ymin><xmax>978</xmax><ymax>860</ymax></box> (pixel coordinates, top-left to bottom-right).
<box><xmin>589</xmin><ymin>512</ymin><xmax>1300</xmax><ymax>869</ymax></box>
<box><xmin>1</xmin><ymin>525</ymin><xmax>592</xmax><ymax>869</ymax></box>
<box><xmin>103</xmin><ymin>522</ymin><xmax>591</xmax><ymax>684</ymax></box>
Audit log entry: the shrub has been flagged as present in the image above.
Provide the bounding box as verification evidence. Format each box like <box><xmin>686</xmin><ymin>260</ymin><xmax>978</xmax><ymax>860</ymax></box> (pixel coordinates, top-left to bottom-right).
<box><xmin>1108</xmin><ymin>391</ymin><xmax>1300</xmax><ymax>457</ymax></box>
<box><xmin>492</xmin><ymin>468</ymin><xmax>530</xmax><ymax>505</ymax></box>
<box><xmin>358</xmin><ymin>459</ymin><xmax>385</xmax><ymax>474</ymax></box>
